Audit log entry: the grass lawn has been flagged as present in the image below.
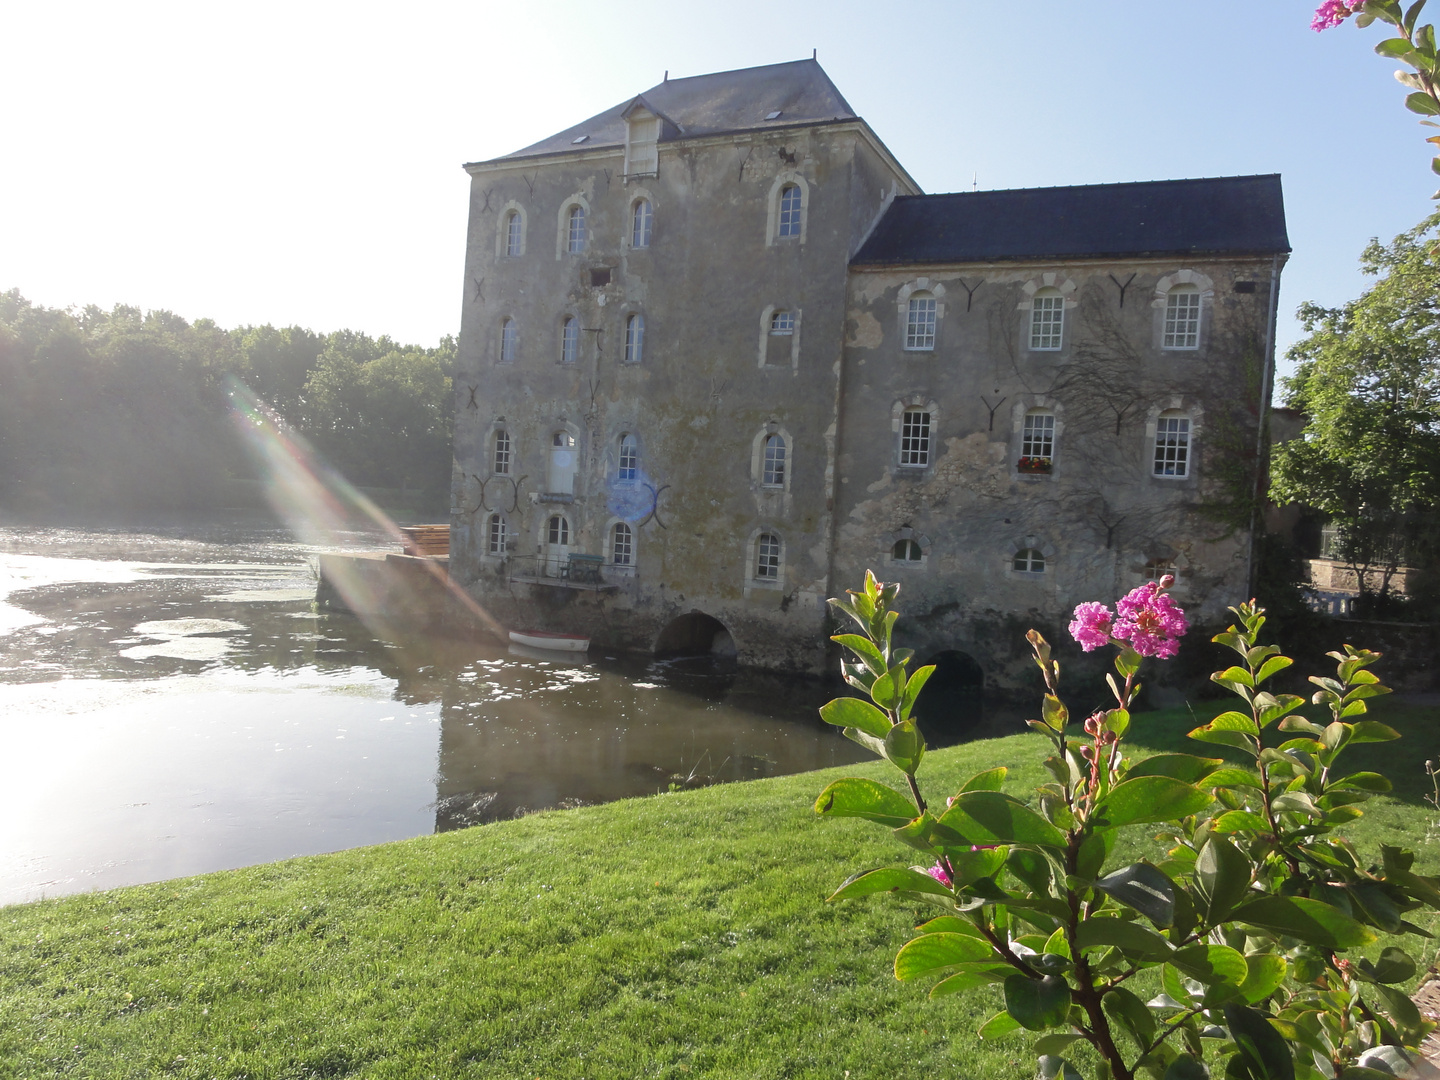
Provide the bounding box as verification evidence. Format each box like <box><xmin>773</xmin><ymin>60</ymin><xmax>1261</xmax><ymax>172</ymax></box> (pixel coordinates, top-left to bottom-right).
<box><xmin>3</xmin><ymin>700</ymin><xmax>1438</xmax><ymax>1080</ymax></box>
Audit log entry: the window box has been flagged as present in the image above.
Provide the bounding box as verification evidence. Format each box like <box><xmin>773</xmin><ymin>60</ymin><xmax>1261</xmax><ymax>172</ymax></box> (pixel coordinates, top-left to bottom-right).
<box><xmin>1017</xmin><ymin>456</ymin><xmax>1053</xmax><ymax>475</ymax></box>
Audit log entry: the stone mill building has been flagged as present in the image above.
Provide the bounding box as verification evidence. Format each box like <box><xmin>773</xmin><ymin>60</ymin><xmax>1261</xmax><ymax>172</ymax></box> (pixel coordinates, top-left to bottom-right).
<box><xmin>448</xmin><ymin>58</ymin><xmax>1290</xmax><ymax>694</ymax></box>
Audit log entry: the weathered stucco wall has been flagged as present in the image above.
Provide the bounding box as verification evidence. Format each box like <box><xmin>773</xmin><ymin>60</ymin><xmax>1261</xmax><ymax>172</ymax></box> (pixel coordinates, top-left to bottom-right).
<box><xmin>450</xmin><ymin>123</ymin><xmax>912</xmax><ymax>672</ymax></box>
<box><xmin>832</xmin><ymin>257</ymin><xmax>1281</xmax><ymax>689</ymax></box>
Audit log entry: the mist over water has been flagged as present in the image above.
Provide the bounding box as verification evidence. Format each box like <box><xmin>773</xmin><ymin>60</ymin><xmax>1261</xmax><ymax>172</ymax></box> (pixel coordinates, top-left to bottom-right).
<box><xmin>0</xmin><ymin>517</ymin><xmax>863</xmax><ymax>907</ymax></box>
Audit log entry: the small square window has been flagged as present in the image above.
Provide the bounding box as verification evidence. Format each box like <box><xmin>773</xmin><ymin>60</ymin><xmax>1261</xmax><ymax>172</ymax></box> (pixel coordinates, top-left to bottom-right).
<box><xmin>1013</xmin><ymin>548</ymin><xmax>1045</xmax><ymax>573</ymax></box>
<box><xmin>770</xmin><ymin>310</ymin><xmax>794</xmax><ymax>335</ymax></box>
<box><xmin>590</xmin><ymin>268</ymin><xmax>612</xmax><ymax>288</ymax></box>
<box><xmin>892</xmin><ymin>539</ymin><xmax>923</xmax><ymax>563</ymax></box>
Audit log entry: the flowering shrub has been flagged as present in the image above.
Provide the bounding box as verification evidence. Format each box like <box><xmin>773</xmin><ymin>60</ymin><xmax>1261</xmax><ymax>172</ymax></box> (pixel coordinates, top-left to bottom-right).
<box><xmin>1018</xmin><ymin>456</ymin><xmax>1054</xmax><ymax>474</ymax></box>
<box><xmin>816</xmin><ymin>572</ymin><xmax>1437</xmax><ymax>1080</ymax></box>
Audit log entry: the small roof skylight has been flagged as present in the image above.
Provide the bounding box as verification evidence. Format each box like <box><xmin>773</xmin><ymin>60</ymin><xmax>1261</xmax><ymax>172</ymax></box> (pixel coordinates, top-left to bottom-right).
<box><xmin>571</xmin><ymin>134</ymin><xmax>589</xmax><ymax>144</ymax></box>
<box><xmin>764</xmin><ymin>110</ymin><xmax>783</xmax><ymax>120</ymax></box>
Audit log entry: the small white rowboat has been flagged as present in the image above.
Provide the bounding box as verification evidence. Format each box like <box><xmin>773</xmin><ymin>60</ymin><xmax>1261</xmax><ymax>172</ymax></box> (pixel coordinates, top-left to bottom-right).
<box><xmin>508</xmin><ymin>629</ymin><xmax>591</xmax><ymax>653</ymax></box>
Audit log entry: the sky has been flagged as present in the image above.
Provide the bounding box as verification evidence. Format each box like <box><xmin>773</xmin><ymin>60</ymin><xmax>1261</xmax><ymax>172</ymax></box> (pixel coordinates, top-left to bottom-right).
<box><xmin>2</xmin><ymin>1</ymin><xmax>1434</xmax><ymax>379</ymax></box>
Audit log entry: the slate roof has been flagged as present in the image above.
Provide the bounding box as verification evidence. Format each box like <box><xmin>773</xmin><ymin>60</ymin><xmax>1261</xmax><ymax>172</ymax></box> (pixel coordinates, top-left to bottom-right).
<box><xmin>472</xmin><ymin>58</ymin><xmax>858</xmax><ymax>165</ymax></box>
<box><xmin>851</xmin><ymin>175</ymin><xmax>1290</xmax><ymax>266</ymax></box>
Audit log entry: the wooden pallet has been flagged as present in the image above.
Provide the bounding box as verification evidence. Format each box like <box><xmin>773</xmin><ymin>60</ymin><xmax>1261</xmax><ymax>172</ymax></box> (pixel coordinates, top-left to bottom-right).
<box><xmin>398</xmin><ymin>524</ymin><xmax>450</xmax><ymax>557</ymax></box>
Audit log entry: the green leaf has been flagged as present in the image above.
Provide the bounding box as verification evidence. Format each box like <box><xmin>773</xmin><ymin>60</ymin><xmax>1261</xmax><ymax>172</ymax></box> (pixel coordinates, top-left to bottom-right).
<box><xmin>1043</xmin><ymin>694</ymin><xmax>1068</xmax><ymax>731</ymax></box>
<box><xmin>1127</xmin><ymin>754</ymin><xmax>1224</xmax><ymax>784</ymax></box>
<box><xmin>1033</xmin><ymin>1033</ymin><xmax>1086</xmax><ymax>1056</ymax></box>
<box><xmin>1347</xmin><ymin>881</ymin><xmax>1402</xmax><ymax>932</ymax></box>
<box><xmin>831</xmin><ymin>633</ymin><xmax>885</xmax><ymax>674</ymax></box>
<box><xmin>1356</xmin><ymin>1045</ymin><xmax>1421</xmax><ymax>1078</ymax></box>
<box><xmin>978</xmin><ymin>1010</ymin><xmax>1022</xmax><ymax>1039</ymax></box>
<box><xmin>1332</xmin><ymin>771</ymin><xmax>1391</xmax><ymax>792</ymax></box>
<box><xmin>1189</xmin><ymin>719</ymin><xmax>1260</xmax><ymax>753</ymax></box>
<box><xmin>1206</xmin><ymin>767</ymin><xmax>1261</xmax><ymax>789</ymax></box>
<box><xmin>1216</xmin><ymin>666</ymin><xmax>1256</xmax><ymax>689</ymax></box>
<box><xmin>1376</xmin><ymin>36</ymin><xmax>1418</xmax><ymax>56</ymax></box>
<box><xmin>1359</xmin><ymin>946</ymin><xmax>1416</xmax><ymax>985</ymax></box>
<box><xmin>917</xmin><ymin>915</ymin><xmax>986</xmax><ymax>937</ymax></box>
<box><xmin>1349</xmin><ymin>721</ymin><xmax>1399</xmax><ymax>743</ymax></box>
<box><xmin>842</xmin><ymin>725</ymin><xmax>888</xmax><ymax>759</ymax></box>
<box><xmin>1238</xmin><ymin>954</ymin><xmax>1287</xmax><ymax>1005</ymax></box>
<box><xmin>1196</xmin><ymin>837</ymin><xmax>1252</xmax><ymax>924</ymax></box>
<box><xmin>1255</xmin><ymin>656</ymin><xmax>1293</xmax><ymax>684</ymax></box>
<box><xmin>894</xmin><ymin>932</ymin><xmax>996</xmax><ymax>980</ymax></box>
<box><xmin>1172</xmin><ymin>944</ymin><xmax>1249</xmax><ymax>1004</ymax></box>
<box><xmin>939</xmin><ymin>791</ymin><xmax>1068</xmax><ymax>848</ymax></box>
<box><xmin>1007</xmin><ymin>848</ymin><xmax>1054</xmax><ymax>895</ymax></box>
<box><xmin>814</xmin><ymin>778</ymin><xmax>919</xmax><ymax>827</ymax></box>
<box><xmin>1093</xmin><ymin>862</ymin><xmax>1175</xmax><ymax>927</ymax></box>
<box><xmin>1230</xmin><ymin>896</ymin><xmax>1377</xmax><ymax>948</ymax></box>
<box><xmin>883</xmin><ymin>720</ymin><xmax>924</xmax><ymax>774</ymax></box>
<box><xmin>819</xmin><ymin>696</ymin><xmax>892</xmax><ymax>738</ymax></box>
<box><xmin>1076</xmin><ymin>829</ymin><xmax>1115</xmax><ymax>880</ymax></box>
<box><xmin>1406</xmin><ymin>90</ymin><xmax>1440</xmax><ymax>114</ymax></box>
<box><xmin>1098</xmin><ymin>777</ymin><xmax>1214</xmax><ymax>827</ymax></box>
<box><xmin>827</xmin><ymin>866</ymin><xmax>953</xmax><ymax>902</ymax></box>
<box><xmin>1004</xmin><ymin>974</ymin><xmax>1072</xmax><ymax>1031</ymax></box>
<box><xmin>1210</xmin><ymin>811</ymin><xmax>1270</xmax><ymax>834</ymax></box>
<box><xmin>929</xmin><ymin>965</ymin><xmax>1012</xmax><ymax>995</ymax></box>
<box><xmin>1075</xmin><ymin>918</ymin><xmax>1173</xmax><ymax>961</ymax></box>
<box><xmin>1166</xmin><ymin>1056</ymin><xmax>1210</xmax><ymax>1080</ymax></box>
<box><xmin>1103</xmin><ymin>984</ymin><xmax>1158</xmax><ymax>1044</ymax></box>
<box><xmin>872</xmin><ymin>671</ymin><xmax>901</xmax><ymax>710</ymax></box>
<box><xmin>1224</xmin><ymin>1003</ymin><xmax>1295</xmax><ymax>1080</ymax></box>
<box><xmin>960</xmin><ymin>767</ymin><xmax>1008</xmax><ymax>793</ymax></box>
<box><xmin>900</xmin><ymin>664</ymin><xmax>934</xmax><ymax>718</ymax></box>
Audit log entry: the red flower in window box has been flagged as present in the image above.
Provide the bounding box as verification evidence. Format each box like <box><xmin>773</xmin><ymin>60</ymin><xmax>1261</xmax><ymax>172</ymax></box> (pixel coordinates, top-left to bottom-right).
<box><xmin>1017</xmin><ymin>456</ymin><xmax>1052</xmax><ymax>474</ymax></box>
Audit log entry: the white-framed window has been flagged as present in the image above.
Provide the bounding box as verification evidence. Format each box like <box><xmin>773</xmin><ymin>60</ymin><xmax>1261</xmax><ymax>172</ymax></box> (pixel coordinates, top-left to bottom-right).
<box><xmin>611</xmin><ymin>521</ymin><xmax>633</xmax><ymax>566</ymax></box>
<box><xmin>770</xmin><ymin>310</ymin><xmax>794</xmax><ymax>335</ymax></box>
<box><xmin>893</xmin><ymin>539</ymin><xmax>923</xmax><ymax>563</ymax></box>
<box><xmin>1164</xmin><ymin>285</ymin><xmax>1201</xmax><ymax>349</ymax></box>
<box><xmin>631</xmin><ymin>199</ymin><xmax>652</xmax><ymax>248</ymax></box>
<box><xmin>1013</xmin><ymin>548</ymin><xmax>1046</xmax><ymax>573</ymax></box>
<box><xmin>905</xmin><ymin>293</ymin><xmax>937</xmax><ymax>351</ymax></box>
<box><xmin>567</xmin><ymin>205</ymin><xmax>586</xmax><ymax>253</ymax></box>
<box><xmin>499</xmin><ymin>318</ymin><xmax>517</xmax><ymax>363</ymax></box>
<box><xmin>505</xmin><ymin>211</ymin><xmax>523</xmax><ymax>257</ymax></box>
<box><xmin>561</xmin><ymin>317</ymin><xmax>579</xmax><ymax>364</ymax></box>
<box><xmin>1153</xmin><ymin>412</ymin><xmax>1191</xmax><ymax>477</ymax></box>
<box><xmin>547</xmin><ymin>514</ymin><xmax>570</xmax><ymax>546</ymax></box>
<box><xmin>756</xmin><ymin>532</ymin><xmax>781</xmax><ymax>579</ymax></box>
<box><xmin>777</xmin><ymin>184</ymin><xmax>802</xmax><ymax>238</ymax></box>
<box><xmin>624</xmin><ymin>313</ymin><xmax>644</xmax><ymax>364</ymax></box>
<box><xmin>618</xmin><ymin>433</ymin><xmax>638</xmax><ymax>481</ymax></box>
<box><xmin>487</xmin><ymin>513</ymin><xmax>507</xmax><ymax>556</ymax></box>
<box><xmin>1020</xmin><ymin>410</ymin><xmax>1055</xmax><ymax>472</ymax></box>
<box><xmin>762</xmin><ymin>434</ymin><xmax>786</xmax><ymax>487</ymax></box>
<box><xmin>492</xmin><ymin>429</ymin><xmax>511</xmax><ymax>475</ymax></box>
<box><xmin>899</xmin><ymin>409</ymin><xmax>931</xmax><ymax>468</ymax></box>
<box><xmin>1144</xmin><ymin>557</ymin><xmax>1175</xmax><ymax>580</ymax></box>
<box><xmin>1029</xmin><ymin>288</ymin><xmax>1064</xmax><ymax>351</ymax></box>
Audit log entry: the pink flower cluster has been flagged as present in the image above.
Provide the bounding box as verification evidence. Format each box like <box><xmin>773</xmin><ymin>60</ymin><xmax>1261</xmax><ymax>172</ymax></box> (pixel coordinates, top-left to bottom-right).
<box><xmin>1312</xmin><ymin>1</ymin><xmax>1360</xmax><ymax>31</ymax></box>
<box><xmin>926</xmin><ymin>862</ymin><xmax>952</xmax><ymax>887</ymax></box>
<box><xmin>1067</xmin><ymin>580</ymin><xmax>1188</xmax><ymax>659</ymax></box>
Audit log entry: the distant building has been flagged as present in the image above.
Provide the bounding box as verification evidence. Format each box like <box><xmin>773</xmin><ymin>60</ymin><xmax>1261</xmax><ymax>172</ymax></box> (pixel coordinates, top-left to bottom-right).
<box><xmin>449</xmin><ymin>58</ymin><xmax>1289</xmax><ymax>690</ymax></box>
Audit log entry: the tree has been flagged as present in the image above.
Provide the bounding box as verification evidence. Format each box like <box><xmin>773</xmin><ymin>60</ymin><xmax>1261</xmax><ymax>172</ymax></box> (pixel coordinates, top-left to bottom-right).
<box><xmin>1270</xmin><ymin>212</ymin><xmax>1440</xmax><ymax>611</ymax></box>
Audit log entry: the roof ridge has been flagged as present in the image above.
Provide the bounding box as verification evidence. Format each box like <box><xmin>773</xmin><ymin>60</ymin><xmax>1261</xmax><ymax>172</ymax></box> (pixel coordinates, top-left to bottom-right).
<box><xmin>895</xmin><ymin>175</ymin><xmax>1282</xmax><ymax>200</ymax></box>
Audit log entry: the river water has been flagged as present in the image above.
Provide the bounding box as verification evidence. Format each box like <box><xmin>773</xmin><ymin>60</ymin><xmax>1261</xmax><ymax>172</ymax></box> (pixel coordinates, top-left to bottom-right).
<box><xmin>0</xmin><ymin>517</ymin><xmax>865</xmax><ymax>906</ymax></box>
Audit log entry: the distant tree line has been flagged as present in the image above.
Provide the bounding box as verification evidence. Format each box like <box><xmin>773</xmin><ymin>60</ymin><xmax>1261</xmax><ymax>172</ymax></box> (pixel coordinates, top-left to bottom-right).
<box><xmin>0</xmin><ymin>289</ymin><xmax>455</xmax><ymax>512</ymax></box>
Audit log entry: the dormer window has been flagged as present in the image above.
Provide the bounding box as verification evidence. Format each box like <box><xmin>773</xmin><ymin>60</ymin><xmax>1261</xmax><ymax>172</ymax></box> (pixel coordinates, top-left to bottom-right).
<box><xmin>571</xmin><ymin>135</ymin><xmax>589</xmax><ymax>144</ymax></box>
<box><xmin>624</xmin><ymin>106</ymin><xmax>660</xmax><ymax>177</ymax></box>
<box><xmin>764</xmin><ymin>110</ymin><xmax>782</xmax><ymax>120</ymax></box>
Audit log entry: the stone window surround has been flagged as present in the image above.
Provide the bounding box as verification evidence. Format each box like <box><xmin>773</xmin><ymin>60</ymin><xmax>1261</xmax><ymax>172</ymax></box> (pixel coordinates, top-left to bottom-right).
<box><xmin>1144</xmin><ymin>396</ymin><xmax>1203</xmax><ymax>483</ymax></box>
<box><xmin>897</xmin><ymin>279</ymin><xmax>946</xmax><ymax>353</ymax></box>
<box><xmin>757</xmin><ymin>304</ymin><xmax>802</xmax><ymax>369</ymax></box>
<box><xmin>1009</xmin><ymin>397</ymin><xmax>1064</xmax><ymax>480</ymax></box>
<box><xmin>750</xmin><ymin>421</ymin><xmax>793</xmax><ymax>493</ymax></box>
<box><xmin>885</xmin><ymin>526</ymin><xmax>931</xmax><ymax>569</ymax></box>
<box><xmin>1017</xmin><ymin>273</ymin><xmax>1078</xmax><ymax>353</ymax></box>
<box><xmin>627</xmin><ymin>189</ymin><xmax>656</xmax><ymax>249</ymax></box>
<box><xmin>556</xmin><ymin>193</ymin><xmax>592</xmax><ymax>259</ymax></box>
<box><xmin>891</xmin><ymin>396</ymin><xmax>940</xmax><ymax>472</ymax></box>
<box><xmin>1006</xmin><ymin>534</ymin><xmax>1056</xmax><ymax>579</ymax></box>
<box><xmin>496</xmin><ymin>201</ymin><xmax>527</xmax><ymax>259</ymax></box>
<box><xmin>746</xmin><ymin>527</ymin><xmax>786</xmax><ymax>589</ymax></box>
<box><xmin>765</xmin><ymin>171</ymin><xmax>809</xmax><ymax>246</ymax></box>
<box><xmin>1152</xmin><ymin>269</ymin><xmax>1215</xmax><ymax>351</ymax></box>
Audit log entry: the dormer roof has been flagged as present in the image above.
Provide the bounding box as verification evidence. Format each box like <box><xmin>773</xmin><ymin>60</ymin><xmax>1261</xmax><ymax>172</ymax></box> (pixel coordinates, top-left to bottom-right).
<box><xmin>468</xmin><ymin>58</ymin><xmax>857</xmax><ymax>166</ymax></box>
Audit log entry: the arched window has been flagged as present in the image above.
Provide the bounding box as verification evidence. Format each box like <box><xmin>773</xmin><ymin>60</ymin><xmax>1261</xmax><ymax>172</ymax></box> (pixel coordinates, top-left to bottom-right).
<box><xmin>492</xmin><ymin>429</ymin><xmax>511</xmax><ymax>475</ymax></box>
<box><xmin>755</xmin><ymin>532</ymin><xmax>782</xmax><ymax>579</ymax></box>
<box><xmin>1013</xmin><ymin>548</ymin><xmax>1046</xmax><ymax>573</ymax></box>
<box><xmin>618</xmin><ymin>434</ymin><xmax>638</xmax><ymax>481</ymax></box>
<box><xmin>631</xmin><ymin>199</ymin><xmax>652</xmax><ymax>248</ymax></box>
<box><xmin>499</xmin><ymin>317</ymin><xmax>517</xmax><ymax>363</ymax></box>
<box><xmin>1153</xmin><ymin>411</ymin><xmax>1191</xmax><ymax>477</ymax></box>
<box><xmin>611</xmin><ymin>521</ymin><xmax>633</xmax><ymax>566</ymax></box>
<box><xmin>1029</xmin><ymin>287</ymin><xmax>1064</xmax><ymax>351</ymax></box>
<box><xmin>762</xmin><ymin>434</ymin><xmax>786</xmax><ymax>487</ymax></box>
<box><xmin>624</xmin><ymin>313</ymin><xmax>645</xmax><ymax>364</ymax></box>
<box><xmin>547</xmin><ymin>514</ymin><xmax>570</xmax><ymax>546</ymax></box>
<box><xmin>1164</xmin><ymin>284</ymin><xmax>1201</xmax><ymax>349</ymax></box>
<box><xmin>777</xmin><ymin>184</ymin><xmax>802</xmax><ymax>238</ymax></box>
<box><xmin>906</xmin><ymin>292</ymin><xmax>937</xmax><ymax>351</ymax></box>
<box><xmin>504</xmin><ymin>211</ymin><xmax>523</xmax><ymax>257</ymax></box>
<box><xmin>487</xmin><ymin>513</ymin><xmax>507</xmax><ymax>556</ymax></box>
<box><xmin>770</xmin><ymin>310</ymin><xmax>794</xmax><ymax>335</ymax></box>
<box><xmin>561</xmin><ymin>317</ymin><xmax>579</xmax><ymax>364</ymax></box>
<box><xmin>892</xmin><ymin>539</ymin><xmax>923</xmax><ymax>563</ymax></box>
<box><xmin>1020</xmin><ymin>410</ymin><xmax>1055</xmax><ymax>472</ymax></box>
<box><xmin>899</xmin><ymin>409</ymin><xmax>931</xmax><ymax>468</ymax></box>
<box><xmin>567</xmin><ymin>205</ymin><xmax>586</xmax><ymax>253</ymax></box>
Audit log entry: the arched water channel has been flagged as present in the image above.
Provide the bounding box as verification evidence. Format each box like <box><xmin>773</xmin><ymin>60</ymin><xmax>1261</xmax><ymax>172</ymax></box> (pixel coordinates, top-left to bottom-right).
<box><xmin>0</xmin><ymin>518</ymin><xmax>870</xmax><ymax>907</ymax></box>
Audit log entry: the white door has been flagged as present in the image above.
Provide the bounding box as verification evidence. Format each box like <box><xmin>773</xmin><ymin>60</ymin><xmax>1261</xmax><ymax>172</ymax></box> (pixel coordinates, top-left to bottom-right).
<box><xmin>548</xmin><ymin>432</ymin><xmax>576</xmax><ymax>494</ymax></box>
<box><xmin>544</xmin><ymin>515</ymin><xmax>570</xmax><ymax>577</ymax></box>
